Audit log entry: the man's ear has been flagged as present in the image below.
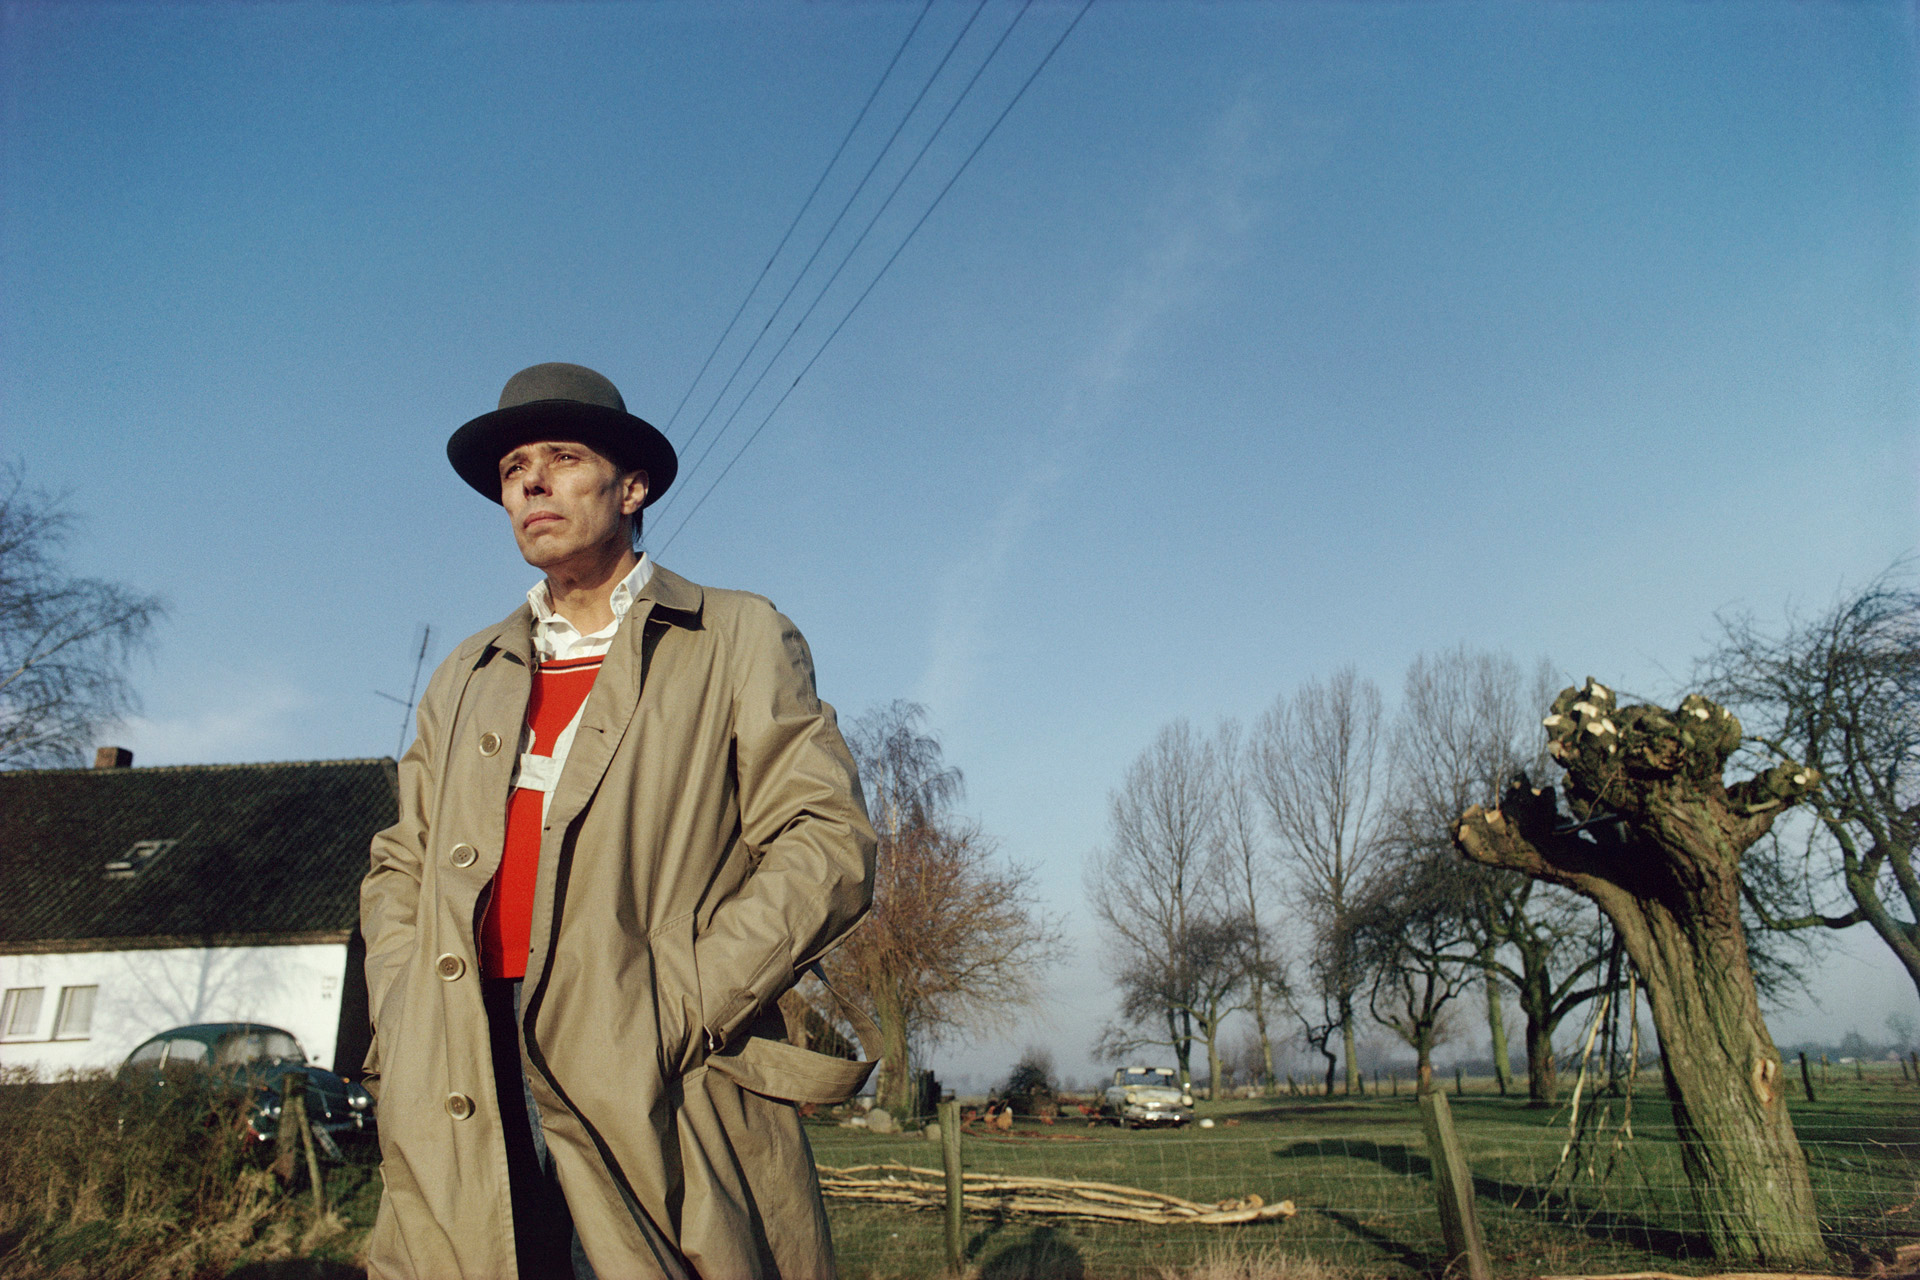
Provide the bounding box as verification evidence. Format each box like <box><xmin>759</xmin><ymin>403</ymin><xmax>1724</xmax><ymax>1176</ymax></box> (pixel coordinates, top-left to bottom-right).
<box><xmin>621</xmin><ymin>469</ymin><xmax>650</xmax><ymax>515</ymax></box>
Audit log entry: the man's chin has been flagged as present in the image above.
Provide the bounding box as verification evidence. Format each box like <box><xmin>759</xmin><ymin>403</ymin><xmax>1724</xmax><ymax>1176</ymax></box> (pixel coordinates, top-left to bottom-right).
<box><xmin>515</xmin><ymin>538</ymin><xmax>572</xmax><ymax>570</ymax></box>
<box><xmin>517</xmin><ymin>537</ymin><xmax>625</xmax><ymax>575</ymax></box>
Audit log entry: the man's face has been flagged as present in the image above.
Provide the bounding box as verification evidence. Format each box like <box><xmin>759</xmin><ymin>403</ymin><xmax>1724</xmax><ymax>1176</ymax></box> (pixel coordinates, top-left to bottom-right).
<box><xmin>498</xmin><ymin>440</ymin><xmax>648</xmax><ymax>571</ymax></box>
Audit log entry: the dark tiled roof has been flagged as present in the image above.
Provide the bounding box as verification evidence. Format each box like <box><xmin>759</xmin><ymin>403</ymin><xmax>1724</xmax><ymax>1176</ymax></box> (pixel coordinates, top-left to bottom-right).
<box><xmin>0</xmin><ymin>759</ymin><xmax>397</xmax><ymax>951</ymax></box>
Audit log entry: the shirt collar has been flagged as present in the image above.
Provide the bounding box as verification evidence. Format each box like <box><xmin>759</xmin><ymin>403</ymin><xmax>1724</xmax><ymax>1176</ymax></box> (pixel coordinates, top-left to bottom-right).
<box><xmin>526</xmin><ymin>555</ymin><xmax>654</xmax><ymax>639</ymax></box>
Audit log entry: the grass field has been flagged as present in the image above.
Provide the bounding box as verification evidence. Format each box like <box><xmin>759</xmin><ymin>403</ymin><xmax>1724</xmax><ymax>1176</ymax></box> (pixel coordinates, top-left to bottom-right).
<box><xmin>1</xmin><ymin>1069</ymin><xmax>1914</xmax><ymax>1278</ymax></box>
<box><xmin>815</xmin><ymin>1072</ymin><xmax>1920</xmax><ymax>1280</ymax></box>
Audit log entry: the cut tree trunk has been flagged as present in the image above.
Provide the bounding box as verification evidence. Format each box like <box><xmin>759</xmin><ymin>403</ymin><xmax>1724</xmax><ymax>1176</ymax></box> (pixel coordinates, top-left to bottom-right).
<box><xmin>1453</xmin><ymin>681</ymin><xmax>1825</xmax><ymax>1268</ymax></box>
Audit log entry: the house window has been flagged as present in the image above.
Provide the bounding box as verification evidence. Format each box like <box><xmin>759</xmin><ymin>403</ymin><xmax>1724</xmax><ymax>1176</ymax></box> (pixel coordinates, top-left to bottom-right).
<box><xmin>2</xmin><ymin>988</ymin><xmax>44</xmax><ymax>1039</ymax></box>
<box><xmin>53</xmin><ymin>986</ymin><xmax>97</xmax><ymax>1039</ymax></box>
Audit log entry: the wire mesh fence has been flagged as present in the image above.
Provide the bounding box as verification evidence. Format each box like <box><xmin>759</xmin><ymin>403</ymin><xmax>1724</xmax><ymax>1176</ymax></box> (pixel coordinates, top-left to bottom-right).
<box><xmin>814</xmin><ymin>1073</ymin><xmax>1920</xmax><ymax>1279</ymax></box>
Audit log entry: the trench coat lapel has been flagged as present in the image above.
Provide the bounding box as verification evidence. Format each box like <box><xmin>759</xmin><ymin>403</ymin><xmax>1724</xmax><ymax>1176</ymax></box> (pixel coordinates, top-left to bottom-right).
<box><xmin>462</xmin><ymin>607</ymin><xmax>536</xmax><ymax>855</ymax></box>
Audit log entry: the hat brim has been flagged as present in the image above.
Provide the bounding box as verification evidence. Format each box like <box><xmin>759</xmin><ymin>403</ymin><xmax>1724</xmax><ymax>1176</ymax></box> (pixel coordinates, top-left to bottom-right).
<box><xmin>447</xmin><ymin>400</ymin><xmax>678</xmax><ymax>507</ymax></box>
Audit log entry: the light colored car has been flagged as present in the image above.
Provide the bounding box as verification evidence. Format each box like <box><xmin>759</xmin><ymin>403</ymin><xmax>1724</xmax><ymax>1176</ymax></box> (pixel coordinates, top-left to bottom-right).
<box><xmin>1101</xmin><ymin>1066</ymin><xmax>1194</xmax><ymax>1128</ymax></box>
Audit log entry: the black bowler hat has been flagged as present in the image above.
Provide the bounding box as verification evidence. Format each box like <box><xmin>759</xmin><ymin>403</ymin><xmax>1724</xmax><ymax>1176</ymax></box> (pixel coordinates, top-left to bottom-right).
<box><xmin>447</xmin><ymin>363</ymin><xmax>678</xmax><ymax>506</ymax></box>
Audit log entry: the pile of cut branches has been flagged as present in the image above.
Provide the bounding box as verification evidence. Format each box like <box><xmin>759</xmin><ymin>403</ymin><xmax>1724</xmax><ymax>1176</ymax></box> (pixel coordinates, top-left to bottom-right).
<box><xmin>816</xmin><ymin>1163</ymin><xmax>1295</xmax><ymax>1225</ymax></box>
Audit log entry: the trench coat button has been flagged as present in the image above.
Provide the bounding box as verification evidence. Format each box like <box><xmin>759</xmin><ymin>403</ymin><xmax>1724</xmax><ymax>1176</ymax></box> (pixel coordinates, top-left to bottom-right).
<box><xmin>435</xmin><ymin>953</ymin><xmax>466</xmax><ymax>981</ymax></box>
<box><xmin>448</xmin><ymin>843</ymin><xmax>478</xmax><ymax>869</ymax></box>
<box><xmin>479</xmin><ymin>731</ymin><xmax>502</xmax><ymax>757</ymax></box>
<box><xmin>445</xmin><ymin>1092</ymin><xmax>474</xmax><ymax>1120</ymax></box>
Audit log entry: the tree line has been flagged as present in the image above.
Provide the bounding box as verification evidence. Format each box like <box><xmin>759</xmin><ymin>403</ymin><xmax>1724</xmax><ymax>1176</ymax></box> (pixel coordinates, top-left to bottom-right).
<box><xmin>1085</xmin><ymin>572</ymin><xmax>1918</xmax><ymax>1111</ymax></box>
<box><xmin>1086</xmin><ymin>650</ymin><xmax>1607</xmax><ymax>1104</ymax></box>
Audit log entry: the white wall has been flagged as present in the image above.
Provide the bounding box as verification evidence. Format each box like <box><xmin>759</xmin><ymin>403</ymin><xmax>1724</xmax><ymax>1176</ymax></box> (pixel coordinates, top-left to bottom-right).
<box><xmin>0</xmin><ymin>943</ymin><xmax>350</xmax><ymax>1076</ymax></box>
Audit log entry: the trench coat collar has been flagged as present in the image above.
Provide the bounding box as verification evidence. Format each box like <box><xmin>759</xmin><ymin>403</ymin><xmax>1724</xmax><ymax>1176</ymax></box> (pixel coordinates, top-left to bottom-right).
<box><xmin>632</xmin><ymin>561</ymin><xmax>703</xmax><ymax>622</ymax></box>
<box><xmin>471</xmin><ymin>560</ymin><xmax>703</xmax><ymax>669</ymax></box>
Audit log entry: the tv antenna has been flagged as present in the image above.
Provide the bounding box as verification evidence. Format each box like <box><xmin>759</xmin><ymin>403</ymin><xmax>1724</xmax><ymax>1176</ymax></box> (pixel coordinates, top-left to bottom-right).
<box><xmin>374</xmin><ymin>624</ymin><xmax>433</xmax><ymax>759</ymax></box>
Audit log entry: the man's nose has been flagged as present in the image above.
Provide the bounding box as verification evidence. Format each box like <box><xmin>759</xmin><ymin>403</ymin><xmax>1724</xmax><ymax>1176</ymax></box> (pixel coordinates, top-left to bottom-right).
<box><xmin>518</xmin><ymin>460</ymin><xmax>550</xmax><ymax>494</ymax></box>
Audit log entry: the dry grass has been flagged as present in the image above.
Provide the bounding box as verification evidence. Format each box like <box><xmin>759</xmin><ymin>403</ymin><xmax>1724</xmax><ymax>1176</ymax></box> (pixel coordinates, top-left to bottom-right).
<box><xmin>0</xmin><ymin>1067</ymin><xmax>350</xmax><ymax>1280</ymax></box>
<box><xmin>1159</xmin><ymin>1245</ymin><xmax>1356</xmax><ymax>1280</ymax></box>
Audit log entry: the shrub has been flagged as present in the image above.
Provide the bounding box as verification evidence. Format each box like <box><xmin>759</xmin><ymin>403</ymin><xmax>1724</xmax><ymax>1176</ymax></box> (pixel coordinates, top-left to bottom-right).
<box><xmin>1000</xmin><ymin>1047</ymin><xmax>1059</xmax><ymax>1118</ymax></box>
<box><xmin>0</xmin><ymin>1067</ymin><xmax>351</xmax><ymax>1279</ymax></box>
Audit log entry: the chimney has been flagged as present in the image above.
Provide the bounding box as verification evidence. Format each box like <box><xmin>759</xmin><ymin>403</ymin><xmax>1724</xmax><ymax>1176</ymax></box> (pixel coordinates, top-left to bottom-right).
<box><xmin>93</xmin><ymin>746</ymin><xmax>133</xmax><ymax>769</ymax></box>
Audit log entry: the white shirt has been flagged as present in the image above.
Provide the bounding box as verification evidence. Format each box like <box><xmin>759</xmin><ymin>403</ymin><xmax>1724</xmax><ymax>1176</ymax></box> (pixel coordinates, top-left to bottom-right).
<box><xmin>508</xmin><ymin>555</ymin><xmax>654</xmax><ymax>813</ymax></box>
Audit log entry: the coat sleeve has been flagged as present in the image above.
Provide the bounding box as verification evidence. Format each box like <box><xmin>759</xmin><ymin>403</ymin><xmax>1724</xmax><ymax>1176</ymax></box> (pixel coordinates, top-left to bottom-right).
<box><xmin>358</xmin><ymin>657</ymin><xmax>453</xmax><ymax>1087</ymax></box>
<box><xmin>694</xmin><ymin>601</ymin><xmax>877</xmax><ymax>1051</ymax></box>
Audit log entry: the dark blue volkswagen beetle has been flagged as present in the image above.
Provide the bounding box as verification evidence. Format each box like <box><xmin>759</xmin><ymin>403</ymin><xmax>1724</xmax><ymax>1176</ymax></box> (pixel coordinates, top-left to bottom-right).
<box><xmin>120</xmin><ymin>1022</ymin><xmax>374</xmax><ymax>1154</ymax></box>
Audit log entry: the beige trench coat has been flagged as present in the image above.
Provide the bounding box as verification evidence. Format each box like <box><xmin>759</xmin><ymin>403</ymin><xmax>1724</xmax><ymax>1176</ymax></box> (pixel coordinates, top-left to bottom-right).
<box><xmin>360</xmin><ymin>565</ymin><xmax>877</xmax><ymax>1280</ymax></box>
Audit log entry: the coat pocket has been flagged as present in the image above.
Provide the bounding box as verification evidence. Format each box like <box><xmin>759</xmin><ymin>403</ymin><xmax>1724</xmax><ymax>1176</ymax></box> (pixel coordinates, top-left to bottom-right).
<box><xmin>360</xmin><ymin>1033</ymin><xmax>383</xmax><ymax>1102</ymax></box>
<box><xmin>648</xmin><ymin>915</ymin><xmax>706</xmax><ymax>1076</ymax></box>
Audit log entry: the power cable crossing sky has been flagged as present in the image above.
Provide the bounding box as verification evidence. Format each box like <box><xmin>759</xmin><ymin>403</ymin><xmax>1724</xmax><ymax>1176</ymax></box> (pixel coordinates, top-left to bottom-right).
<box><xmin>651</xmin><ymin>0</ymin><xmax>1095</xmax><ymax>552</ymax></box>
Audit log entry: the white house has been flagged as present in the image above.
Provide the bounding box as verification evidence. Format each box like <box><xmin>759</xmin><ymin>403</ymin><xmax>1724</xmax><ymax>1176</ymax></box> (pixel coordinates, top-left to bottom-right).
<box><xmin>0</xmin><ymin>750</ymin><xmax>393</xmax><ymax>1077</ymax></box>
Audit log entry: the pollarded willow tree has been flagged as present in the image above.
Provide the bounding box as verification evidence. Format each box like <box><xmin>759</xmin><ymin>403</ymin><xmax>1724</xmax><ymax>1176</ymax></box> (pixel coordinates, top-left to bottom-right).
<box><xmin>1453</xmin><ymin>679</ymin><xmax>1824</xmax><ymax>1267</ymax></box>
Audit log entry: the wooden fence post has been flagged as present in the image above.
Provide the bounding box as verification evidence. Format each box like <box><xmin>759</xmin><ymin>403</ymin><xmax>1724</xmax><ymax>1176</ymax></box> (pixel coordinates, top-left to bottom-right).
<box><xmin>279</xmin><ymin>1072</ymin><xmax>326</xmax><ymax>1214</ymax></box>
<box><xmin>938</xmin><ymin>1095</ymin><xmax>963</xmax><ymax>1273</ymax></box>
<box><xmin>1419</xmin><ymin>1089</ymin><xmax>1489</xmax><ymax>1280</ymax></box>
<box><xmin>1799</xmin><ymin>1051</ymin><xmax>1816</xmax><ymax>1103</ymax></box>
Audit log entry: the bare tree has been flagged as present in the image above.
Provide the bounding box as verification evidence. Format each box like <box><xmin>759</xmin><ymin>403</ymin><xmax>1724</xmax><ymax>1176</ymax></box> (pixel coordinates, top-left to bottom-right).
<box><xmin>1393</xmin><ymin>647</ymin><xmax>1605</xmax><ymax>1103</ymax></box>
<box><xmin>1087</xmin><ymin>719</ymin><xmax>1222</xmax><ymax>1090</ymax></box>
<box><xmin>825</xmin><ymin>701</ymin><xmax>1066</xmax><ymax>1116</ymax></box>
<box><xmin>1284</xmin><ymin>942</ymin><xmax>1349</xmax><ymax>1096</ymax></box>
<box><xmin>0</xmin><ymin>464</ymin><xmax>164</xmax><ymax>768</ymax></box>
<box><xmin>1214</xmin><ymin>720</ymin><xmax>1289</xmax><ymax>1092</ymax></box>
<box><xmin>1704</xmin><ymin>573</ymin><xmax>1920</xmax><ymax>1001</ymax></box>
<box><xmin>1254</xmin><ymin>667</ymin><xmax>1385</xmax><ymax>1095</ymax></box>
<box><xmin>1454</xmin><ymin>680</ymin><xmax>1824</xmax><ymax>1266</ymax></box>
<box><xmin>1099</xmin><ymin>909</ymin><xmax>1270</xmax><ymax>1096</ymax></box>
<box><xmin>1348</xmin><ymin>844</ymin><xmax>1478</xmax><ymax>1093</ymax></box>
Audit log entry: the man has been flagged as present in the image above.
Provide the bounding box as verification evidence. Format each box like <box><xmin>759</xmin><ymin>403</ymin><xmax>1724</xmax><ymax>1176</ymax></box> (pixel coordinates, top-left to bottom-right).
<box><xmin>361</xmin><ymin>362</ymin><xmax>878</xmax><ymax>1280</ymax></box>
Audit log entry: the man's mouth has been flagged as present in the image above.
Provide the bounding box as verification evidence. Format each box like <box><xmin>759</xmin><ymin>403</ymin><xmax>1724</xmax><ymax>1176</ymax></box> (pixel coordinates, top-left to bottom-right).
<box><xmin>523</xmin><ymin>512</ymin><xmax>561</xmax><ymax>530</ymax></box>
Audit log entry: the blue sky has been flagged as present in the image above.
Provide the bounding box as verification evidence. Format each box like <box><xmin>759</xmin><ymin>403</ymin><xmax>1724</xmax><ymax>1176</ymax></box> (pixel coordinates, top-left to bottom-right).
<box><xmin>3</xmin><ymin>0</ymin><xmax>1915</xmax><ymax>1086</ymax></box>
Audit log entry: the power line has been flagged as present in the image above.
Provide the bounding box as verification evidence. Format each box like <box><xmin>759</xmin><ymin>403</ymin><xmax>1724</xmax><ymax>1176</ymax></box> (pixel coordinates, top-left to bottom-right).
<box><xmin>658</xmin><ymin>0</ymin><xmax>1027</xmax><ymax>526</ymax></box>
<box><xmin>663</xmin><ymin>0</ymin><xmax>991</xmax><ymax>477</ymax></box>
<box><xmin>657</xmin><ymin>0</ymin><xmax>1094</xmax><ymax>555</ymax></box>
<box><xmin>659</xmin><ymin>0</ymin><xmax>935</xmax><ymax>444</ymax></box>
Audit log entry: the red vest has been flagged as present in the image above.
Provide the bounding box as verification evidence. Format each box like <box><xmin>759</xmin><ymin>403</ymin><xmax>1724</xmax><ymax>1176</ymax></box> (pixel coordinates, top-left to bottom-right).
<box><xmin>479</xmin><ymin>654</ymin><xmax>604</xmax><ymax>979</ymax></box>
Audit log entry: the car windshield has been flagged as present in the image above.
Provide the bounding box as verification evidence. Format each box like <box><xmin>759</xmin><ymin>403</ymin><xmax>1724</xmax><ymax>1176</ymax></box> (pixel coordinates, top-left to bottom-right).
<box><xmin>213</xmin><ymin>1030</ymin><xmax>305</xmax><ymax>1067</ymax></box>
<box><xmin>1123</xmin><ymin>1070</ymin><xmax>1175</xmax><ymax>1088</ymax></box>
<box><xmin>166</xmin><ymin>1038</ymin><xmax>209</xmax><ymax>1065</ymax></box>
